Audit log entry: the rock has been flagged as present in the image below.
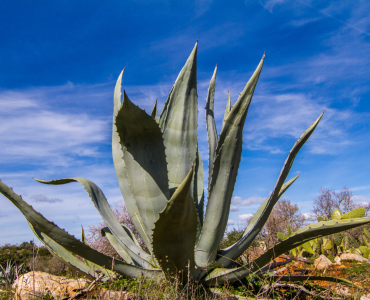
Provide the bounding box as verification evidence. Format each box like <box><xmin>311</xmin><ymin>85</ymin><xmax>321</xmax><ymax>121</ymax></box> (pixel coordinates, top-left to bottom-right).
<box><xmin>314</xmin><ymin>255</ymin><xmax>332</xmax><ymax>270</ymax></box>
<box><xmin>360</xmin><ymin>296</ymin><xmax>370</xmax><ymax>300</ymax></box>
<box><xmin>335</xmin><ymin>287</ymin><xmax>350</xmax><ymax>296</ymax></box>
<box><xmin>12</xmin><ymin>271</ymin><xmax>90</xmax><ymax>300</ymax></box>
<box><xmin>340</xmin><ymin>253</ymin><xmax>369</xmax><ymax>263</ymax></box>
<box><xmin>334</xmin><ymin>256</ymin><xmax>341</xmax><ymax>265</ymax></box>
<box><xmin>100</xmin><ymin>290</ymin><xmax>138</xmax><ymax>299</ymax></box>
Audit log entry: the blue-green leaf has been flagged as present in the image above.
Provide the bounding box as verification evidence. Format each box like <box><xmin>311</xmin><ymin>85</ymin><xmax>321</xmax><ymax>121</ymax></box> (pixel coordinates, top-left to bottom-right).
<box><xmin>152</xmin><ymin>167</ymin><xmax>198</xmax><ymax>282</ymax></box>
<box><xmin>0</xmin><ymin>180</ymin><xmax>163</xmax><ymax>279</ymax></box>
<box><xmin>195</xmin><ymin>55</ymin><xmax>265</xmax><ymax>268</ymax></box>
<box><xmin>112</xmin><ymin>70</ymin><xmax>153</xmax><ymax>253</ymax></box>
<box><xmin>34</xmin><ymin>177</ymin><xmax>155</xmax><ymax>269</ymax></box>
<box><xmin>205</xmin><ymin>66</ymin><xmax>218</xmax><ymax>189</ymax></box>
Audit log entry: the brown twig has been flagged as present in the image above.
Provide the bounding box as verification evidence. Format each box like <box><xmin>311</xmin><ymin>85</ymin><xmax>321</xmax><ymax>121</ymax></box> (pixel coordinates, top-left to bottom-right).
<box><xmin>260</xmin><ymin>283</ymin><xmax>342</xmax><ymax>300</ymax></box>
<box><xmin>66</xmin><ymin>274</ymin><xmax>104</xmax><ymax>300</ymax></box>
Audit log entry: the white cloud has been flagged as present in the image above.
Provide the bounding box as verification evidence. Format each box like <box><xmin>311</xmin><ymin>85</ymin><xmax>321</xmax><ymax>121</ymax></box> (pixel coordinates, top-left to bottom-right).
<box><xmin>237</xmin><ymin>214</ymin><xmax>253</xmax><ymax>220</ymax></box>
<box><xmin>227</xmin><ymin>219</ymin><xmax>235</xmax><ymax>225</ymax></box>
<box><xmin>0</xmin><ymin>88</ymin><xmax>109</xmax><ymax>167</ymax></box>
<box><xmin>302</xmin><ymin>212</ymin><xmax>316</xmax><ymax>221</ymax></box>
<box><xmin>236</xmin><ymin>213</ymin><xmax>254</xmax><ymax>225</ymax></box>
<box><xmin>289</xmin><ymin>17</ymin><xmax>322</xmax><ymax>27</ymax></box>
<box><xmin>30</xmin><ymin>194</ymin><xmax>63</xmax><ymax>203</ymax></box>
<box><xmin>230</xmin><ymin>205</ymin><xmax>239</xmax><ymax>211</ymax></box>
<box><xmin>232</xmin><ymin>196</ymin><xmax>265</xmax><ymax>206</ymax></box>
<box><xmin>351</xmin><ymin>185</ymin><xmax>370</xmax><ymax>192</ymax></box>
<box><xmin>352</xmin><ymin>195</ymin><xmax>368</xmax><ymax>202</ymax></box>
<box><xmin>261</xmin><ymin>0</ymin><xmax>288</xmax><ymax>12</ymax></box>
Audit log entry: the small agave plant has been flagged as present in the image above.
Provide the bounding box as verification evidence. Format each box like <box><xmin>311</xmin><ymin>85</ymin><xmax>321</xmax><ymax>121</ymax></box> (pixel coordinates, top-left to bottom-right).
<box><xmin>1</xmin><ymin>42</ymin><xmax>370</xmax><ymax>287</ymax></box>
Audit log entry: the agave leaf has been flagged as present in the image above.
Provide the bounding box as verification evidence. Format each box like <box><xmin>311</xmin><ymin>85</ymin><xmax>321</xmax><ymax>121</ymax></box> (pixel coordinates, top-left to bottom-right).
<box><xmin>205</xmin><ymin>66</ymin><xmax>218</xmax><ymax>188</ymax></box>
<box><xmin>251</xmin><ymin>218</ymin><xmax>370</xmax><ymax>271</ymax></box>
<box><xmin>195</xmin><ymin>150</ymin><xmax>205</xmax><ymax>232</ymax></box>
<box><xmin>196</xmin><ymin>55</ymin><xmax>265</xmax><ymax>268</ymax></box>
<box><xmin>34</xmin><ymin>177</ymin><xmax>155</xmax><ymax>269</ymax></box>
<box><xmin>152</xmin><ymin>167</ymin><xmax>198</xmax><ymax>282</ymax></box>
<box><xmin>81</xmin><ymin>226</ymin><xmax>88</xmax><ymax>245</ymax></box>
<box><xmin>332</xmin><ymin>209</ymin><xmax>342</xmax><ymax>220</ymax></box>
<box><xmin>30</xmin><ymin>223</ymin><xmax>110</xmax><ymax>281</ymax></box>
<box><xmin>101</xmin><ymin>226</ymin><xmax>135</xmax><ymax>264</ymax></box>
<box><xmin>342</xmin><ymin>207</ymin><xmax>366</xmax><ymax>219</ymax></box>
<box><xmin>112</xmin><ymin>70</ymin><xmax>153</xmax><ymax>253</ymax></box>
<box><xmin>222</xmin><ymin>91</ymin><xmax>232</xmax><ymax>131</ymax></box>
<box><xmin>270</xmin><ymin>275</ymin><xmax>362</xmax><ymax>289</ymax></box>
<box><xmin>103</xmin><ymin>224</ymin><xmax>141</xmax><ymax>248</ymax></box>
<box><xmin>81</xmin><ymin>226</ymin><xmax>93</xmax><ymax>268</ymax></box>
<box><xmin>203</xmin><ymin>218</ymin><xmax>370</xmax><ymax>285</ymax></box>
<box><xmin>158</xmin><ymin>42</ymin><xmax>203</xmax><ymax>215</ymax></box>
<box><xmin>116</xmin><ymin>89</ymin><xmax>171</xmax><ymax>245</ymax></box>
<box><xmin>0</xmin><ymin>180</ymin><xmax>163</xmax><ymax>279</ymax></box>
<box><xmin>151</xmin><ymin>100</ymin><xmax>159</xmax><ymax>123</ymax></box>
<box><xmin>214</xmin><ymin>175</ymin><xmax>299</xmax><ymax>267</ymax></box>
<box><xmin>214</xmin><ymin>112</ymin><xmax>324</xmax><ymax>268</ymax></box>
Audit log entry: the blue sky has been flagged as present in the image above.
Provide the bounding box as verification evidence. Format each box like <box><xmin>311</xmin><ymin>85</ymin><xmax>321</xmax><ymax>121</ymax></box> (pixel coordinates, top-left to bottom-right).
<box><xmin>1</xmin><ymin>0</ymin><xmax>370</xmax><ymax>244</ymax></box>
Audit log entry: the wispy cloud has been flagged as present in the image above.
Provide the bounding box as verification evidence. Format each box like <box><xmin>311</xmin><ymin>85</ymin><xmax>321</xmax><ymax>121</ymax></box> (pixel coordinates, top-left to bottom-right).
<box><xmin>260</xmin><ymin>0</ymin><xmax>289</xmax><ymax>13</ymax></box>
<box><xmin>236</xmin><ymin>213</ymin><xmax>254</xmax><ymax>225</ymax></box>
<box><xmin>0</xmin><ymin>87</ymin><xmax>110</xmax><ymax>167</ymax></box>
<box><xmin>232</xmin><ymin>196</ymin><xmax>265</xmax><ymax>206</ymax></box>
<box><xmin>230</xmin><ymin>205</ymin><xmax>239</xmax><ymax>211</ymax></box>
<box><xmin>289</xmin><ymin>17</ymin><xmax>322</xmax><ymax>27</ymax></box>
<box><xmin>30</xmin><ymin>194</ymin><xmax>63</xmax><ymax>203</ymax></box>
<box><xmin>351</xmin><ymin>185</ymin><xmax>370</xmax><ymax>192</ymax></box>
<box><xmin>302</xmin><ymin>212</ymin><xmax>316</xmax><ymax>221</ymax></box>
<box><xmin>352</xmin><ymin>195</ymin><xmax>368</xmax><ymax>202</ymax></box>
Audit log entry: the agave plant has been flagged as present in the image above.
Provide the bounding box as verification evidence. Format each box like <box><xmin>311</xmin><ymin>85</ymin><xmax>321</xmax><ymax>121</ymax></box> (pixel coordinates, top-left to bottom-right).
<box><xmin>1</xmin><ymin>42</ymin><xmax>370</xmax><ymax>287</ymax></box>
<box><xmin>0</xmin><ymin>260</ymin><xmax>25</xmax><ymax>287</ymax></box>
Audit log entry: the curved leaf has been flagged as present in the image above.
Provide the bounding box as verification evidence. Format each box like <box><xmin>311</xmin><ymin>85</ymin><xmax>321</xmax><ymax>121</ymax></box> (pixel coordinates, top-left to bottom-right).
<box><xmin>195</xmin><ymin>150</ymin><xmax>205</xmax><ymax>233</ymax></box>
<box><xmin>101</xmin><ymin>226</ymin><xmax>135</xmax><ymax>264</ymax></box>
<box><xmin>34</xmin><ymin>177</ymin><xmax>154</xmax><ymax>269</ymax></box>
<box><xmin>30</xmin><ymin>223</ymin><xmax>112</xmax><ymax>281</ymax></box>
<box><xmin>151</xmin><ymin>99</ymin><xmax>159</xmax><ymax>123</ymax></box>
<box><xmin>196</xmin><ymin>55</ymin><xmax>265</xmax><ymax>268</ymax></box>
<box><xmin>251</xmin><ymin>218</ymin><xmax>370</xmax><ymax>271</ymax></box>
<box><xmin>214</xmin><ymin>175</ymin><xmax>299</xmax><ymax>268</ymax></box>
<box><xmin>214</xmin><ymin>112</ymin><xmax>324</xmax><ymax>268</ymax></box>
<box><xmin>222</xmin><ymin>91</ymin><xmax>231</xmax><ymax>130</ymax></box>
<box><xmin>203</xmin><ymin>217</ymin><xmax>370</xmax><ymax>285</ymax></box>
<box><xmin>152</xmin><ymin>167</ymin><xmax>198</xmax><ymax>282</ymax></box>
<box><xmin>0</xmin><ymin>180</ymin><xmax>163</xmax><ymax>279</ymax></box>
<box><xmin>112</xmin><ymin>70</ymin><xmax>153</xmax><ymax>253</ymax></box>
<box><xmin>270</xmin><ymin>275</ymin><xmax>362</xmax><ymax>289</ymax></box>
<box><xmin>115</xmin><ymin>90</ymin><xmax>170</xmax><ymax>249</ymax></box>
<box><xmin>205</xmin><ymin>66</ymin><xmax>218</xmax><ymax>189</ymax></box>
<box><xmin>158</xmin><ymin>42</ymin><xmax>203</xmax><ymax>212</ymax></box>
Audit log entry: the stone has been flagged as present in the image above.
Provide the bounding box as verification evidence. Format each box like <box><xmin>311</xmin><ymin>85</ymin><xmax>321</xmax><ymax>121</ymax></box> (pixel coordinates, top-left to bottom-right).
<box><xmin>12</xmin><ymin>271</ymin><xmax>90</xmax><ymax>300</ymax></box>
<box><xmin>335</xmin><ymin>287</ymin><xmax>350</xmax><ymax>296</ymax></box>
<box><xmin>360</xmin><ymin>296</ymin><xmax>370</xmax><ymax>300</ymax></box>
<box><xmin>314</xmin><ymin>254</ymin><xmax>332</xmax><ymax>270</ymax></box>
<box><xmin>334</xmin><ymin>256</ymin><xmax>341</xmax><ymax>265</ymax></box>
<box><xmin>340</xmin><ymin>253</ymin><xmax>369</xmax><ymax>263</ymax></box>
